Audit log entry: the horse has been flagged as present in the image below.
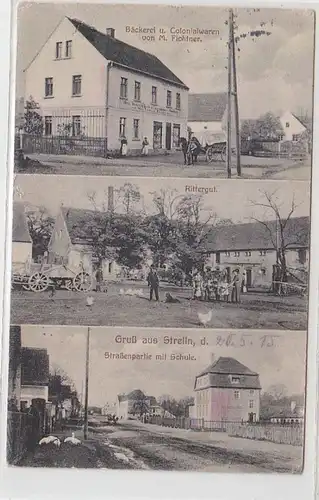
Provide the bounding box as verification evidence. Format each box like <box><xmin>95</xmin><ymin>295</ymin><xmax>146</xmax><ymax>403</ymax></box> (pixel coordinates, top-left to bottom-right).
<box><xmin>180</xmin><ymin>137</ymin><xmax>201</xmax><ymax>165</ymax></box>
<box><xmin>187</xmin><ymin>137</ymin><xmax>201</xmax><ymax>165</ymax></box>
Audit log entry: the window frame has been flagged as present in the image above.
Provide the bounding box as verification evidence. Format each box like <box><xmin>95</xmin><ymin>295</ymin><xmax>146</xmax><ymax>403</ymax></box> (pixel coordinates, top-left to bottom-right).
<box><xmin>176</xmin><ymin>92</ymin><xmax>181</xmax><ymax>110</ymax></box>
<box><xmin>65</xmin><ymin>40</ymin><xmax>72</xmax><ymax>58</ymax></box>
<box><xmin>120</xmin><ymin>77</ymin><xmax>128</xmax><ymax>99</ymax></box>
<box><xmin>44</xmin><ymin>77</ymin><xmax>53</xmax><ymax>98</ymax></box>
<box><xmin>134</xmin><ymin>81</ymin><xmax>141</xmax><ymax>101</ymax></box>
<box><xmin>119</xmin><ymin>117</ymin><xmax>126</xmax><ymax>137</ymax></box>
<box><xmin>166</xmin><ymin>90</ymin><xmax>172</xmax><ymax>108</ymax></box>
<box><xmin>151</xmin><ymin>86</ymin><xmax>157</xmax><ymax>105</ymax></box>
<box><xmin>72</xmin><ymin>115</ymin><xmax>81</xmax><ymax>137</ymax></box>
<box><xmin>55</xmin><ymin>41</ymin><xmax>62</xmax><ymax>59</ymax></box>
<box><xmin>44</xmin><ymin>116</ymin><xmax>52</xmax><ymax>136</ymax></box>
<box><xmin>72</xmin><ymin>75</ymin><xmax>82</xmax><ymax>96</ymax></box>
<box><xmin>133</xmin><ymin>118</ymin><xmax>140</xmax><ymax>139</ymax></box>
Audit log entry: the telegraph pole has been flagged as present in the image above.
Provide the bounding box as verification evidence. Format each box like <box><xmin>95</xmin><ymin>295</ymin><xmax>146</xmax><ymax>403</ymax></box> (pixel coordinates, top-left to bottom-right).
<box><xmin>226</xmin><ymin>8</ymin><xmax>232</xmax><ymax>179</ymax></box>
<box><xmin>84</xmin><ymin>326</ymin><xmax>91</xmax><ymax>440</ymax></box>
<box><xmin>230</xmin><ymin>10</ymin><xmax>241</xmax><ymax>177</ymax></box>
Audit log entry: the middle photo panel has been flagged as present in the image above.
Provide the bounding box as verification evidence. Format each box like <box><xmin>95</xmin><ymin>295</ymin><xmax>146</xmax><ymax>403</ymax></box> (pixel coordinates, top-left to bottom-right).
<box><xmin>11</xmin><ymin>175</ymin><xmax>310</xmax><ymax>330</ymax></box>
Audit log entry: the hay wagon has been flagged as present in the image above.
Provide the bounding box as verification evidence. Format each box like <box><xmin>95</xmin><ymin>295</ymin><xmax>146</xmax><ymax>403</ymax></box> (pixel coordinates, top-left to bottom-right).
<box><xmin>205</xmin><ymin>141</ymin><xmax>227</xmax><ymax>163</ymax></box>
<box><xmin>12</xmin><ymin>262</ymin><xmax>93</xmax><ymax>293</ymax></box>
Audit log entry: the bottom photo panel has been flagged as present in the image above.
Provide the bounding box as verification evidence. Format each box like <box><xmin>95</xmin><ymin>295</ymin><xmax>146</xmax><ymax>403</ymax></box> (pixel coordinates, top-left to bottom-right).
<box><xmin>7</xmin><ymin>326</ymin><xmax>306</xmax><ymax>473</ymax></box>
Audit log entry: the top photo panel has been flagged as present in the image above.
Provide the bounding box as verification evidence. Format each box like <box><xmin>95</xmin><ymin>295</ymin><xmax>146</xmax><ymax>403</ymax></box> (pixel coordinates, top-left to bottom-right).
<box><xmin>14</xmin><ymin>4</ymin><xmax>315</xmax><ymax>180</ymax></box>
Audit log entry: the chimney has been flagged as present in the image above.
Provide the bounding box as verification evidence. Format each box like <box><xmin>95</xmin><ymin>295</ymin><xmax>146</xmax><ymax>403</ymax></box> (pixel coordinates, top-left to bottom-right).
<box><xmin>108</xmin><ymin>186</ymin><xmax>114</xmax><ymax>211</ymax></box>
<box><xmin>106</xmin><ymin>28</ymin><xmax>115</xmax><ymax>38</ymax></box>
<box><xmin>210</xmin><ymin>353</ymin><xmax>215</xmax><ymax>365</ymax></box>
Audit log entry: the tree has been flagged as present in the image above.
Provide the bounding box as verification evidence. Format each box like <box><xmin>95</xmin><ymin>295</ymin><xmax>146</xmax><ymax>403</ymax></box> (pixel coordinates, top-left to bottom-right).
<box><xmin>174</xmin><ymin>195</ymin><xmax>217</xmax><ymax>276</ymax></box>
<box><xmin>74</xmin><ymin>209</ymin><xmax>148</xmax><ymax>271</ymax></box>
<box><xmin>23</xmin><ymin>97</ymin><xmax>43</xmax><ymax>136</ymax></box>
<box><xmin>267</xmin><ymin>384</ymin><xmax>288</xmax><ymax>401</ymax></box>
<box><xmin>158</xmin><ymin>395</ymin><xmax>195</xmax><ymax>417</ymax></box>
<box><xmin>26</xmin><ymin>207</ymin><xmax>55</xmax><ymax>259</ymax></box>
<box><xmin>250</xmin><ymin>190</ymin><xmax>307</xmax><ymax>289</ymax></box>
<box><xmin>131</xmin><ymin>393</ymin><xmax>150</xmax><ymax>417</ymax></box>
<box><xmin>241</xmin><ymin>113</ymin><xmax>283</xmax><ymax>141</ymax></box>
<box><xmin>116</xmin><ymin>183</ymin><xmax>142</xmax><ymax>214</ymax></box>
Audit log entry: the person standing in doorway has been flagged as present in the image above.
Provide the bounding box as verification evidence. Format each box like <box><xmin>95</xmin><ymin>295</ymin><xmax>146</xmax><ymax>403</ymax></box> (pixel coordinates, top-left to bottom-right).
<box><xmin>147</xmin><ymin>266</ymin><xmax>160</xmax><ymax>301</ymax></box>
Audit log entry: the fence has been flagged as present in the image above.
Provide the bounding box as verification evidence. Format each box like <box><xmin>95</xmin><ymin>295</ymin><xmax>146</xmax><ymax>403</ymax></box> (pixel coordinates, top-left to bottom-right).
<box><xmin>227</xmin><ymin>423</ymin><xmax>303</xmax><ymax>446</ymax></box>
<box><xmin>16</xmin><ymin>134</ymin><xmax>108</xmax><ymax>158</ymax></box>
<box><xmin>7</xmin><ymin>411</ymin><xmax>40</xmax><ymax>464</ymax></box>
<box><xmin>147</xmin><ymin>416</ymin><xmax>303</xmax><ymax>446</ymax></box>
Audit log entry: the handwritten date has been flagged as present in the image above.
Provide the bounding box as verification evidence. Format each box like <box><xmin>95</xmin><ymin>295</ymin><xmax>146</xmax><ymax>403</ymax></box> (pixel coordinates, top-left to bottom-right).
<box><xmin>216</xmin><ymin>333</ymin><xmax>280</xmax><ymax>348</ymax></box>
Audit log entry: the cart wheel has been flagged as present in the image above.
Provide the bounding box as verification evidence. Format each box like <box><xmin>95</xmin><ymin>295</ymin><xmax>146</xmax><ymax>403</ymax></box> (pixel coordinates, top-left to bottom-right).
<box><xmin>206</xmin><ymin>147</ymin><xmax>214</xmax><ymax>163</ymax></box>
<box><xmin>65</xmin><ymin>279</ymin><xmax>74</xmax><ymax>291</ymax></box>
<box><xmin>73</xmin><ymin>272</ymin><xmax>92</xmax><ymax>292</ymax></box>
<box><xmin>220</xmin><ymin>146</ymin><xmax>226</xmax><ymax>162</ymax></box>
<box><xmin>28</xmin><ymin>272</ymin><xmax>50</xmax><ymax>292</ymax></box>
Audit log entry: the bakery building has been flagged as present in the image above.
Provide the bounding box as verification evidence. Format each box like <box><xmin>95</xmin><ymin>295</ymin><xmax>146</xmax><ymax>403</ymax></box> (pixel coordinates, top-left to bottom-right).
<box><xmin>24</xmin><ymin>17</ymin><xmax>189</xmax><ymax>154</ymax></box>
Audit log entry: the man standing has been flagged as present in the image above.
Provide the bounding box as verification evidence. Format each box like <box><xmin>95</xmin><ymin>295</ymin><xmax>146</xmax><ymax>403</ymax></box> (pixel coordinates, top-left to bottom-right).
<box><xmin>147</xmin><ymin>266</ymin><xmax>160</xmax><ymax>301</ymax></box>
<box><xmin>231</xmin><ymin>269</ymin><xmax>241</xmax><ymax>304</ymax></box>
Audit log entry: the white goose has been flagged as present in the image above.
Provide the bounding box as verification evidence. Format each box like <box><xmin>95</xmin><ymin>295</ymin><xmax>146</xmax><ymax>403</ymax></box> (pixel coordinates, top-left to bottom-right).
<box><xmin>39</xmin><ymin>435</ymin><xmax>61</xmax><ymax>447</ymax></box>
<box><xmin>64</xmin><ymin>432</ymin><xmax>82</xmax><ymax>445</ymax></box>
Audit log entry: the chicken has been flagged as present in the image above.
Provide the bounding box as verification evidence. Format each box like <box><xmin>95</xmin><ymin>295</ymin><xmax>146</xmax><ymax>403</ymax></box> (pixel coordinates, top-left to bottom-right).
<box><xmin>125</xmin><ymin>288</ymin><xmax>134</xmax><ymax>296</ymax></box>
<box><xmin>39</xmin><ymin>435</ymin><xmax>61</xmax><ymax>447</ymax></box>
<box><xmin>64</xmin><ymin>432</ymin><xmax>81</xmax><ymax>445</ymax></box>
<box><xmin>198</xmin><ymin>309</ymin><xmax>213</xmax><ymax>327</ymax></box>
<box><xmin>119</xmin><ymin>288</ymin><xmax>125</xmax><ymax>295</ymax></box>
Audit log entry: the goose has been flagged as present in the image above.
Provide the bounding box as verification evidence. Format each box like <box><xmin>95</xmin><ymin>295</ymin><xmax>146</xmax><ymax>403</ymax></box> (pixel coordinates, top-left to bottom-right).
<box><xmin>39</xmin><ymin>435</ymin><xmax>61</xmax><ymax>447</ymax></box>
<box><xmin>64</xmin><ymin>432</ymin><xmax>82</xmax><ymax>445</ymax></box>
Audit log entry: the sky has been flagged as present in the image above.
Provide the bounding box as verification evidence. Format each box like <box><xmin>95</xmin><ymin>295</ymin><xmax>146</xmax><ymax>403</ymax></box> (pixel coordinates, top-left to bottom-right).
<box><xmin>15</xmin><ymin>3</ymin><xmax>315</xmax><ymax>118</ymax></box>
<box><xmin>20</xmin><ymin>325</ymin><xmax>307</xmax><ymax>407</ymax></box>
<box><xmin>14</xmin><ymin>175</ymin><xmax>310</xmax><ymax>223</ymax></box>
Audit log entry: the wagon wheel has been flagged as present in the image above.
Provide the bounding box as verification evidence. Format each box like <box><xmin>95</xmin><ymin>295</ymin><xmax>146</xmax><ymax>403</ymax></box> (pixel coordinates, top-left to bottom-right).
<box><xmin>206</xmin><ymin>146</ymin><xmax>214</xmax><ymax>163</ymax></box>
<box><xmin>73</xmin><ymin>272</ymin><xmax>92</xmax><ymax>292</ymax></box>
<box><xmin>65</xmin><ymin>279</ymin><xmax>74</xmax><ymax>291</ymax></box>
<box><xmin>28</xmin><ymin>272</ymin><xmax>50</xmax><ymax>293</ymax></box>
<box><xmin>220</xmin><ymin>145</ymin><xmax>226</xmax><ymax>162</ymax></box>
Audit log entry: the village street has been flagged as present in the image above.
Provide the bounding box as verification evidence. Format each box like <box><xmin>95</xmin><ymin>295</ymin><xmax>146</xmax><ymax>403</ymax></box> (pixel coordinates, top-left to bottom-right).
<box><xmin>19</xmin><ymin>420</ymin><xmax>303</xmax><ymax>473</ymax></box>
<box><xmin>10</xmin><ymin>282</ymin><xmax>307</xmax><ymax>329</ymax></box>
<box><xmin>17</xmin><ymin>153</ymin><xmax>311</xmax><ymax>180</ymax></box>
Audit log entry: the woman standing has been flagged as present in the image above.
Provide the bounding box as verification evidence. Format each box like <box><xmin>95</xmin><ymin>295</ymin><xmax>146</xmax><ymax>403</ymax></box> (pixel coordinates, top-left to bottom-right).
<box><xmin>141</xmin><ymin>136</ymin><xmax>149</xmax><ymax>156</ymax></box>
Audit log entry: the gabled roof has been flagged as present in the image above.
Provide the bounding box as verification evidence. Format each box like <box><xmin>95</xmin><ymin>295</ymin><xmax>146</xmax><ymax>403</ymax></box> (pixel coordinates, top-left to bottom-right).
<box><xmin>188</xmin><ymin>93</ymin><xmax>227</xmax><ymax>122</ymax></box>
<box><xmin>292</xmin><ymin>114</ymin><xmax>312</xmax><ymax>132</ymax></box>
<box><xmin>61</xmin><ymin>207</ymin><xmax>98</xmax><ymax>245</ymax></box>
<box><xmin>199</xmin><ymin>357</ymin><xmax>258</xmax><ymax>377</ymax></box>
<box><xmin>205</xmin><ymin>216</ymin><xmax>309</xmax><ymax>252</ymax></box>
<box><xmin>195</xmin><ymin>357</ymin><xmax>261</xmax><ymax>390</ymax></box>
<box><xmin>12</xmin><ymin>202</ymin><xmax>32</xmax><ymax>243</ymax></box>
<box><xmin>21</xmin><ymin>347</ymin><xmax>49</xmax><ymax>386</ymax></box>
<box><xmin>68</xmin><ymin>18</ymin><xmax>188</xmax><ymax>89</ymax></box>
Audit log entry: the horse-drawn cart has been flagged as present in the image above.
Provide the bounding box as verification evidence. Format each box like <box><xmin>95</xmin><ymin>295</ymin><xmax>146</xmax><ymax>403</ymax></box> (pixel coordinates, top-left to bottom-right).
<box><xmin>12</xmin><ymin>262</ymin><xmax>93</xmax><ymax>293</ymax></box>
<box><xmin>205</xmin><ymin>142</ymin><xmax>227</xmax><ymax>163</ymax></box>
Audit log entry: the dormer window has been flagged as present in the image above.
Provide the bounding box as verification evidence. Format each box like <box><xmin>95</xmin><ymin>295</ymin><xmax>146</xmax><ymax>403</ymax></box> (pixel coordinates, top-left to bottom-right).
<box><xmin>231</xmin><ymin>376</ymin><xmax>240</xmax><ymax>384</ymax></box>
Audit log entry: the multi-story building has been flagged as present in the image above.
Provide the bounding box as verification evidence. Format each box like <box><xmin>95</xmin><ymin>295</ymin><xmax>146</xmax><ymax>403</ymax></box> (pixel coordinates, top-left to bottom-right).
<box><xmin>193</xmin><ymin>356</ymin><xmax>261</xmax><ymax>423</ymax></box>
<box><xmin>204</xmin><ymin>216</ymin><xmax>309</xmax><ymax>289</ymax></box>
<box><xmin>24</xmin><ymin>17</ymin><xmax>189</xmax><ymax>153</ymax></box>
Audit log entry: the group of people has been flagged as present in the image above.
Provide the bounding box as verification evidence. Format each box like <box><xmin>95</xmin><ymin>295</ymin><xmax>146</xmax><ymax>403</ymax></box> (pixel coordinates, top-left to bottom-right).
<box><xmin>120</xmin><ymin>136</ymin><xmax>149</xmax><ymax>157</ymax></box>
<box><xmin>192</xmin><ymin>269</ymin><xmax>247</xmax><ymax>304</ymax></box>
<box><xmin>146</xmin><ymin>265</ymin><xmax>248</xmax><ymax>305</ymax></box>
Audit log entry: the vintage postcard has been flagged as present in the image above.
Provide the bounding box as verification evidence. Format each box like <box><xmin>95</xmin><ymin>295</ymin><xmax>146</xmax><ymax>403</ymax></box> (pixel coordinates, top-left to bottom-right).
<box><xmin>13</xmin><ymin>4</ymin><xmax>314</xmax><ymax>180</ymax></box>
<box><xmin>3</xmin><ymin>1</ymin><xmax>315</xmax><ymax>481</ymax></box>
<box><xmin>11</xmin><ymin>175</ymin><xmax>310</xmax><ymax>330</ymax></box>
<box><xmin>7</xmin><ymin>325</ymin><xmax>306</xmax><ymax>473</ymax></box>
